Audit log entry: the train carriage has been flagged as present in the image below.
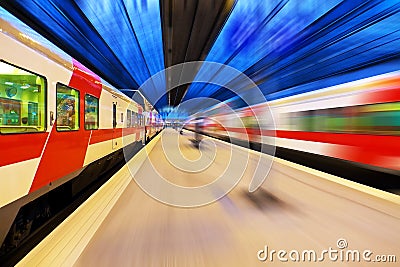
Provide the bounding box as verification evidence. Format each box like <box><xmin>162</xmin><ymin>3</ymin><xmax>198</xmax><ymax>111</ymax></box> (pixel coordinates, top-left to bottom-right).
<box><xmin>193</xmin><ymin>71</ymin><xmax>400</xmax><ymax>174</ymax></box>
<box><xmin>0</xmin><ymin>10</ymin><xmax>150</xmax><ymax>253</ymax></box>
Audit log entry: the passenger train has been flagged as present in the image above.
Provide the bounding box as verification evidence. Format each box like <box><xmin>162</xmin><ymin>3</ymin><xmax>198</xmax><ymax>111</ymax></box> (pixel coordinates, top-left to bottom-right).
<box><xmin>187</xmin><ymin>71</ymin><xmax>400</xmax><ymax>175</ymax></box>
<box><xmin>0</xmin><ymin>11</ymin><xmax>162</xmax><ymax>253</ymax></box>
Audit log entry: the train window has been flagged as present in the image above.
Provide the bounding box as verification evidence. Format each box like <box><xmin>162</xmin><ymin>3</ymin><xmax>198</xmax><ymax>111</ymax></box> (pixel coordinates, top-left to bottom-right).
<box><xmin>0</xmin><ymin>61</ymin><xmax>46</xmax><ymax>134</ymax></box>
<box><xmin>138</xmin><ymin>114</ymin><xmax>143</xmax><ymax>126</ymax></box>
<box><xmin>131</xmin><ymin>111</ymin><xmax>136</xmax><ymax>127</ymax></box>
<box><xmin>356</xmin><ymin>102</ymin><xmax>400</xmax><ymax>134</ymax></box>
<box><xmin>112</xmin><ymin>103</ymin><xmax>117</xmax><ymax>128</ymax></box>
<box><xmin>136</xmin><ymin>113</ymin><xmax>140</xmax><ymax>127</ymax></box>
<box><xmin>289</xmin><ymin>102</ymin><xmax>400</xmax><ymax>135</ymax></box>
<box><xmin>84</xmin><ymin>94</ymin><xmax>99</xmax><ymax>130</ymax></box>
<box><xmin>56</xmin><ymin>83</ymin><xmax>79</xmax><ymax>131</ymax></box>
<box><xmin>127</xmin><ymin>109</ymin><xmax>131</xmax><ymax>127</ymax></box>
<box><xmin>136</xmin><ymin>113</ymin><xmax>140</xmax><ymax>126</ymax></box>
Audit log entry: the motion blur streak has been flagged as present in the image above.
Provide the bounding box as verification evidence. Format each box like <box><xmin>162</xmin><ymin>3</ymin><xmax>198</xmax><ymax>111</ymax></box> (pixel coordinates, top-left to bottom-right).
<box><xmin>190</xmin><ymin>71</ymin><xmax>400</xmax><ymax>174</ymax></box>
<box><xmin>184</xmin><ymin>0</ymin><xmax>400</xmax><ymax>104</ymax></box>
<box><xmin>73</xmin><ymin>130</ymin><xmax>400</xmax><ymax>267</ymax></box>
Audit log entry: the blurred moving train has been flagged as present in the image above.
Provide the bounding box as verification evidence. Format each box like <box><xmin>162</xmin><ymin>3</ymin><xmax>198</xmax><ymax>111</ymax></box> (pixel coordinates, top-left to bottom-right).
<box><xmin>0</xmin><ymin>11</ymin><xmax>162</xmax><ymax>253</ymax></box>
<box><xmin>186</xmin><ymin>71</ymin><xmax>400</xmax><ymax>178</ymax></box>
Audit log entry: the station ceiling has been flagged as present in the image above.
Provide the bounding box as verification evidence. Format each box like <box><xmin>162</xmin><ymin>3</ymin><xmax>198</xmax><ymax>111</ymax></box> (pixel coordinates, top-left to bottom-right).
<box><xmin>1</xmin><ymin>0</ymin><xmax>399</xmax><ymax>113</ymax></box>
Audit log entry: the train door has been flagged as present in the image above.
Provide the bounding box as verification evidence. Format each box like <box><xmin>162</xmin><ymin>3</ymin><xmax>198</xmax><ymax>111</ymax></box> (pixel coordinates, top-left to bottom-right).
<box><xmin>112</xmin><ymin>102</ymin><xmax>118</xmax><ymax>149</ymax></box>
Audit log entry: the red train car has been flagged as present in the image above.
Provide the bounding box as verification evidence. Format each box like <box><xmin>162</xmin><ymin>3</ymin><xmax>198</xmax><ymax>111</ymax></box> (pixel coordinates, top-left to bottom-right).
<box><xmin>192</xmin><ymin>71</ymin><xmax>400</xmax><ymax>174</ymax></box>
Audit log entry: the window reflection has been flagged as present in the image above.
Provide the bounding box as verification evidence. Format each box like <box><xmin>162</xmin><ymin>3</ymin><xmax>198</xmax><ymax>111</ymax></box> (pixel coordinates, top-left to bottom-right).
<box><xmin>56</xmin><ymin>84</ymin><xmax>79</xmax><ymax>131</ymax></box>
<box><xmin>0</xmin><ymin>61</ymin><xmax>46</xmax><ymax>134</ymax></box>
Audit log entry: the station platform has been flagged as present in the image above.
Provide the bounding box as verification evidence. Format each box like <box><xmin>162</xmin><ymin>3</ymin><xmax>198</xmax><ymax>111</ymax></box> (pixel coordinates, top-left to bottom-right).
<box><xmin>17</xmin><ymin>129</ymin><xmax>400</xmax><ymax>266</ymax></box>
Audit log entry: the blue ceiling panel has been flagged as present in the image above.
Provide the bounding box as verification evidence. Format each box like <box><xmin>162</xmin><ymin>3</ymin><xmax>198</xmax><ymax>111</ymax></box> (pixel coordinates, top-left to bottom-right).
<box><xmin>1</xmin><ymin>0</ymin><xmax>399</xmax><ymax>111</ymax></box>
<box><xmin>183</xmin><ymin>0</ymin><xmax>342</xmax><ymax>102</ymax></box>
<box><xmin>183</xmin><ymin>0</ymin><xmax>400</xmax><ymax>107</ymax></box>
<box><xmin>0</xmin><ymin>0</ymin><xmax>167</xmax><ymax>109</ymax></box>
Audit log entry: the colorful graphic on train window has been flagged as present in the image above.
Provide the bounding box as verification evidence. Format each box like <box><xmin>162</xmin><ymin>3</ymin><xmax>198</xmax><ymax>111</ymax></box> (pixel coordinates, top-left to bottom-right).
<box><xmin>56</xmin><ymin>83</ymin><xmax>79</xmax><ymax>131</ymax></box>
<box><xmin>0</xmin><ymin>61</ymin><xmax>46</xmax><ymax>133</ymax></box>
<box><xmin>84</xmin><ymin>94</ymin><xmax>99</xmax><ymax>130</ymax></box>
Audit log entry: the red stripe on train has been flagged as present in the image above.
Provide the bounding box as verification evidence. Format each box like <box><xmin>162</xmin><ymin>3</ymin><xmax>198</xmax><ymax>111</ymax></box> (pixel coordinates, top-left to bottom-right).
<box><xmin>361</xmin><ymin>86</ymin><xmax>400</xmax><ymax>104</ymax></box>
<box><xmin>217</xmin><ymin>127</ymin><xmax>400</xmax><ymax>156</ymax></box>
<box><xmin>0</xmin><ymin>133</ymin><xmax>48</xmax><ymax>167</ymax></box>
<box><xmin>275</xmin><ymin>130</ymin><xmax>400</xmax><ymax>156</ymax></box>
<box><xmin>89</xmin><ymin>127</ymin><xmax>143</xmax><ymax>144</ymax></box>
<box><xmin>90</xmin><ymin>129</ymin><xmax>118</xmax><ymax>144</ymax></box>
<box><xmin>29</xmin><ymin>60</ymin><xmax>102</xmax><ymax>193</ymax></box>
<box><xmin>219</xmin><ymin>127</ymin><xmax>400</xmax><ymax>169</ymax></box>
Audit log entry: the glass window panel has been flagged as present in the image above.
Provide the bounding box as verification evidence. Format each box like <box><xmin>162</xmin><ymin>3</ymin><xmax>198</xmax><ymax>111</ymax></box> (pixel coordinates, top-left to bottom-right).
<box><xmin>56</xmin><ymin>83</ymin><xmax>79</xmax><ymax>131</ymax></box>
<box><xmin>84</xmin><ymin>94</ymin><xmax>99</xmax><ymax>130</ymax></box>
<box><xmin>291</xmin><ymin>102</ymin><xmax>400</xmax><ymax>135</ymax></box>
<box><xmin>0</xmin><ymin>61</ymin><xmax>46</xmax><ymax>134</ymax></box>
<box><xmin>131</xmin><ymin>111</ymin><xmax>137</xmax><ymax>127</ymax></box>
<box><xmin>127</xmin><ymin>109</ymin><xmax>131</xmax><ymax>128</ymax></box>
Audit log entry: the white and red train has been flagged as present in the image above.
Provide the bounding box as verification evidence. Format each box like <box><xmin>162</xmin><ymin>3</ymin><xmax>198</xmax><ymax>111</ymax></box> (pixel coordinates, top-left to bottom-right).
<box><xmin>0</xmin><ymin>11</ymin><xmax>162</xmax><ymax>251</ymax></box>
<box><xmin>188</xmin><ymin>71</ymin><xmax>400</xmax><ymax>174</ymax></box>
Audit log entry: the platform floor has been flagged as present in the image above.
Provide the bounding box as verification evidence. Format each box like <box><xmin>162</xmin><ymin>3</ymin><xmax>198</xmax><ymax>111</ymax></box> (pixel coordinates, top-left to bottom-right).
<box><xmin>18</xmin><ymin>129</ymin><xmax>400</xmax><ymax>266</ymax></box>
